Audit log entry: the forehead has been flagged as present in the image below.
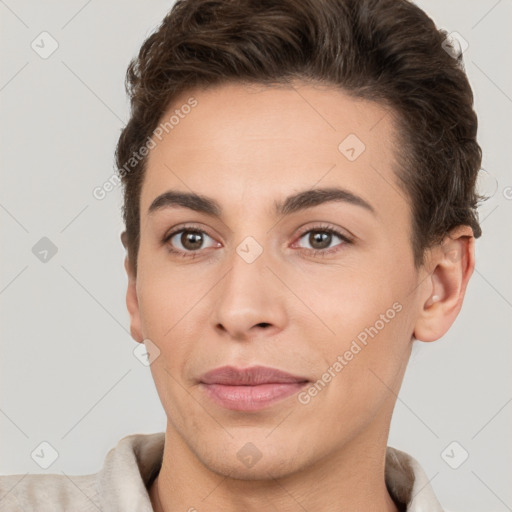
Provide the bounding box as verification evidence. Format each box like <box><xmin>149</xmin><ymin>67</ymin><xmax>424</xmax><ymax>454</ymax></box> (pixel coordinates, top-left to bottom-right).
<box><xmin>140</xmin><ymin>81</ymin><xmax>406</xmax><ymax>223</ymax></box>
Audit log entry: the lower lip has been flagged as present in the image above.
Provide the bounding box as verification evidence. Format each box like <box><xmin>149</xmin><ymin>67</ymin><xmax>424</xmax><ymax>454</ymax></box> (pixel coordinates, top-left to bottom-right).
<box><xmin>201</xmin><ymin>382</ymin><xmax>308</xmax><ymax>411</ymax></box>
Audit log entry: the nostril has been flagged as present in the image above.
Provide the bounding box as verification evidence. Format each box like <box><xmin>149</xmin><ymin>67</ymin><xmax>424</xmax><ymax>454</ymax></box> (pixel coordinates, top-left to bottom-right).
<box><xmin>257</xmin><ymin>322</ymin><xmax>271</xmax><ymax>328</ymax></box>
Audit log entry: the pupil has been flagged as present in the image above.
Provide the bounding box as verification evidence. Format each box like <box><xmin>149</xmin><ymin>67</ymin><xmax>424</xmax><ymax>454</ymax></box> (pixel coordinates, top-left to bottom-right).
<box><xmin>310</xmin><ymin>231</ymin><xmax>330</xmax><ymax>249</ymax></box>
<box><xmin>183</xmin><ymin>232</ymin><xmax>203</xmax><ymax>249</ymax></box>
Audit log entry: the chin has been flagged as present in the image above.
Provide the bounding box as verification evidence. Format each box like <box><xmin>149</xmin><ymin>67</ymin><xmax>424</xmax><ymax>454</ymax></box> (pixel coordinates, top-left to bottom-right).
<box><xmin>204</xmin><ymin>451</ymin><xmax>303</xmax><ymax>481</ymax></box>
<box><xmin>188</xmin><ymin>432</ymin><xmax>307</xmax><ymax>479</ymax></box>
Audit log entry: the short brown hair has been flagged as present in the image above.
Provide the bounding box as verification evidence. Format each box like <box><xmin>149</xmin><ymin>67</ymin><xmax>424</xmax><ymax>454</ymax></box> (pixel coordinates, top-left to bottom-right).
<box><xmin>115</xmin><ymin>0</ymin><xmax>484</xmax><ymax>275</ymax></box>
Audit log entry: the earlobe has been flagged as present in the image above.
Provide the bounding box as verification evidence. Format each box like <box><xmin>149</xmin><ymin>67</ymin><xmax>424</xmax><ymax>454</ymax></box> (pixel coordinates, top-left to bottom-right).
<box><xmin>413</xmin><ymin>226</ymin><xmax>475</xmax><ymax>342</ymax></box>
<box><xmin>124</xmin><ymin>255</ymin><xmax>144</xmax><ymax>343</ymax></box>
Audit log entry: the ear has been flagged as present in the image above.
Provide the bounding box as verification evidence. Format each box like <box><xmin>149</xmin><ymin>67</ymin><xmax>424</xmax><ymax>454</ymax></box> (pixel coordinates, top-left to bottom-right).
<box><xmin>121</xmin><ymin>231</ymin><xmax>144</xmax><ymax>343</ymax></box>
<box><xmin>413</xmin><ymin>225</ymin><xmax>475</xmax><ymax>342</ymax></box>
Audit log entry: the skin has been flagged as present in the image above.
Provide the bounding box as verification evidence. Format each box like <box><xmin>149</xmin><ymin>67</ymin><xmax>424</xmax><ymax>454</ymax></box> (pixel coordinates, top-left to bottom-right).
<box><xmin>122</xmin><ymin>81</ymin><xmax>475</xmax><ymax>512</ymax></box>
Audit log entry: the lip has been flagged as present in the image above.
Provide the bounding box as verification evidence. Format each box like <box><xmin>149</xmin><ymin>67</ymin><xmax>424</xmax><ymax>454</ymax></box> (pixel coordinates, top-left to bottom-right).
<box><xmin>200</xmin><ymin>365</ymin><xmax>309</xmax><ymax>411</ymax></box>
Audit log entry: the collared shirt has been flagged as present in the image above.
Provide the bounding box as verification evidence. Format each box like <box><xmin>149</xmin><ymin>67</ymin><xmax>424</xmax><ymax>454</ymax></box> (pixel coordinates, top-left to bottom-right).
<box><xmin>0</xmin><ymin>432</ymin><xmax>444</xmax><ymax>511</ymax></box>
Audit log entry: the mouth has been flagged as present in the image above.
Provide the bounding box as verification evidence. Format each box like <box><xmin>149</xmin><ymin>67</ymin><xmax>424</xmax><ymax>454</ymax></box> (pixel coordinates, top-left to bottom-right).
<box><xmin>199</xmin><ymin>365</ymin><xmax>310</xmax><ymax>411</ymax></box>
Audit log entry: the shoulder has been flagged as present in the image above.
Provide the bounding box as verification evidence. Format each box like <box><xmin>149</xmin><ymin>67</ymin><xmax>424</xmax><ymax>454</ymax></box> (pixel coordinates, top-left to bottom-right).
<box><xmin>0</xmin><ymin>432</ymin><xmax>164</xmax><ymax>512</ymax></box>
<box><xmin>0</xmin><ymin>472</ymin><xmax>98</xmax><ymax>512</ymax></box>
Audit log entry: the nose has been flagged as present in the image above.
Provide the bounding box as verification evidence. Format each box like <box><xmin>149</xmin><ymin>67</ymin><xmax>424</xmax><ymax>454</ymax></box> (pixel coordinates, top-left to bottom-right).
<box><xmin>210</xmin><ymin>247</ymin><xmax>287</xmax><ymax>341</ymax></box>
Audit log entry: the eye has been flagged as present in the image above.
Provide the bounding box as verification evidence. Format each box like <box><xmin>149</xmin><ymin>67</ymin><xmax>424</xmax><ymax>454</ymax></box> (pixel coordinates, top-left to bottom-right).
<box><xmin>294</xmin><ymin>225</ymin><xmax>352</xmax><ymax>256</ymax></box>
<box><xmin>162</xmin><ymin>223</ymin><xmax>352</xmax><ymax>259</ymax></box>
<box><xmin>163</xmin><ymin>227</ymin><xmax>219</xmax><ymax>257</ymax></box>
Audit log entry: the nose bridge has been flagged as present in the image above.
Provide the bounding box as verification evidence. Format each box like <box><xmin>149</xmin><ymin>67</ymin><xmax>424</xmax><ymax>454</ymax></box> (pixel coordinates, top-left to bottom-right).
<box><xmin>211</xmin><ymin>230</ymin><xmax>286</xmax><ymax>337</ymax></box>
<box><xmin>229</xmin><ymin>236</ymin><xmax>270</xmax><ymax>295</ymax></box>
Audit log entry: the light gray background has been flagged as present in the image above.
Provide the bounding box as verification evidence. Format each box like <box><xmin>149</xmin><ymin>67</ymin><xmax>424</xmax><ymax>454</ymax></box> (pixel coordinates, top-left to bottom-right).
<box><xmin>1</xmin><ymin>1</ymin><xmax>511</xmax><ymax>511</ymax></box>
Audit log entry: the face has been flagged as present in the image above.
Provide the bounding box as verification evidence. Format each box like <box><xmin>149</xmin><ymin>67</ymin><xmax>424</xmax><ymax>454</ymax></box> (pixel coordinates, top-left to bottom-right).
<box><xmin>126</xmin><ymin>81</ymin><xmax>428</xmax><ymax>479</ymax></box>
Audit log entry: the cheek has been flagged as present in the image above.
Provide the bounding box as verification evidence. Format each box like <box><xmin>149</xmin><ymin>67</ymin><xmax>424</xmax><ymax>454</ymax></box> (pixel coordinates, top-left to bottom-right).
<box><xmin>138</xmin><ymin>267</ymin><xmax>200</xmax><ymax>413</ymax></box>
<box><xmin>309</xmin><ymin>301</ymin><xmax>413</xmax><ymax>435</ymax></box>
<box><xmin>311</xmin><ymin>262</ymin><xmax>415</xmax><ymax>382</ymax></box>
<box><xmin>136</xmin><ymin>253</ymin><xmax>206</xmax><ymax>338</ymax></box>
<box><xmin>316</xmin><ymin>268</ymin><xmax>405</xmax><ymax>334</ymax></box>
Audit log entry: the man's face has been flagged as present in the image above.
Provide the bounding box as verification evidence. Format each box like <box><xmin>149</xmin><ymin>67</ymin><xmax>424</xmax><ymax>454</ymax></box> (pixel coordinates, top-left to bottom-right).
<box><xmin>127</xmin><ymin>81</ymin><xmax>426</xmax><ymax>478</ymax></box>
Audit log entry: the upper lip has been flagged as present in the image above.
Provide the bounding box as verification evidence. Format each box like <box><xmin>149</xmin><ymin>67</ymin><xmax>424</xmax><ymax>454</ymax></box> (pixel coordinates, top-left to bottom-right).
<box><xmin>200</xmin><ymin>365</ymin><xmax>309</xmax><ymax>385</ymax></box>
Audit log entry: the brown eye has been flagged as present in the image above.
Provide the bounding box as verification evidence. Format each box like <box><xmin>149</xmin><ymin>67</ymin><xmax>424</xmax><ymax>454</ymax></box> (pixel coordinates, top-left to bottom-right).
<box><xmin>296</xmin><ymin>228</ymin><xmax>348</xmax><ymax>253</ymax></box>
<box><xmin>307</xmin><ymin>231</ymin><xmax>333</xmax><ymax>250</ymax></box>
<box><xmin>296</xmin><ymin>226</ymin><xmax>353</xmax><ymax>256</ymax></box>
<box><xmin>180</xmin><ymin>231</ymin><xmax>204</xmax><ymax>250</ymax></box>
<box><xmin>166</xmin><ymin>229</ymin><xmax>217</xmax><ymax>253</ymax></box>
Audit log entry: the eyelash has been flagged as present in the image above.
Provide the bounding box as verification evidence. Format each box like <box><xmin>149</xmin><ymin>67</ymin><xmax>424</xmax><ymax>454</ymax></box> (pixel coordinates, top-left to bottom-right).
<box><xmin>162</xmin><ymin>223</ymin><xmax>353</xmax><ymax>259</ymax></box>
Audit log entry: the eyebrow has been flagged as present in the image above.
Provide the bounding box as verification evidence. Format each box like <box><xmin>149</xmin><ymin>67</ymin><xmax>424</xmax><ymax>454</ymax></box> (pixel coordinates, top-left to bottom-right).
<box><xmin>147</xmin><ymin>186</ymin><xmax>375</xmax><ymax>218</ymax></box>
